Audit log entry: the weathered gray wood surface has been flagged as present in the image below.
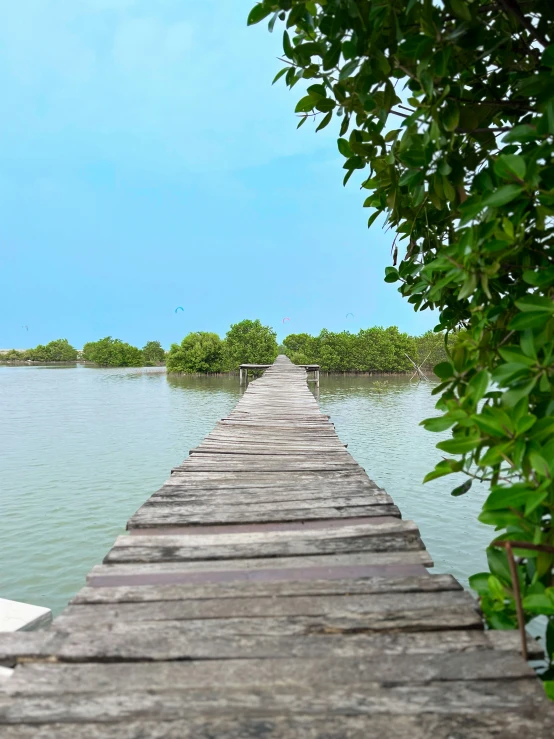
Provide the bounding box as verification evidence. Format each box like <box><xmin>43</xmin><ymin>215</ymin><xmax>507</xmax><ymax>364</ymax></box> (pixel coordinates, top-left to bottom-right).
<box><xmin>2</xmin><ymin>356</ymin><xmax>552</xmax><ymax>736</ymax></box>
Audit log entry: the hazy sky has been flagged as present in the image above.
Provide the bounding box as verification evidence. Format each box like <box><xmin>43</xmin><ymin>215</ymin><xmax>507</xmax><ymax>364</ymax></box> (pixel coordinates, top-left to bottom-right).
<box><xmin>0</xmin><ymin>0</ymin><xmax>436</xmax><ymax>348</ymax></box>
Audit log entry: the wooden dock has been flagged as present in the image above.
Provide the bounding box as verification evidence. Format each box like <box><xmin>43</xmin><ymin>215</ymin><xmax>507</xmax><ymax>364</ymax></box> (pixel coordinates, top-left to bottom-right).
<box><xmin>1</xmin><ymin>356</ymin><xmax>553</xmax><ymax>737</ymax></box>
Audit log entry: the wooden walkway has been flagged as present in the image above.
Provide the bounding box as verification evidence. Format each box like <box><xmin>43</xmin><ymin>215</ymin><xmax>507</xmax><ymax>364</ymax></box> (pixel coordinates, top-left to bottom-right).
<box><xmin>1</xmin><ymin>356</ymin><xmax>553</xmax><ymax>737</ymax></box>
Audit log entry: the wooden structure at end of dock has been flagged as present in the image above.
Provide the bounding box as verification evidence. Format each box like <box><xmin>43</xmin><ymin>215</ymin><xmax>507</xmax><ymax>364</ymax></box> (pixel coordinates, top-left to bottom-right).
<box><xmin>240</xmin><ymin>361</ymin><xmax>319</xmax><ymax>386</ymax></box>
<box><xmin>0</xmin><ymin>356</ymin><xmax>553</xmax><ymax>737</ymax></box>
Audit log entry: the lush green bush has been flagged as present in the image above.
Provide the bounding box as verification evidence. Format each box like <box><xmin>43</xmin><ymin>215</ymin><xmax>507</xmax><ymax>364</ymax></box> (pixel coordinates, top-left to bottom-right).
<box><xmin>249</xmin><ymin>0</ymin><xmax>554</xmax><ymax>689</ymax></box>
<box><xmin>167</xmin><ymin>332</ymin><xmax>225</xmax><ymax>374</ymax></box>
<box><xmin>0</xmin><ymin>349</ymin><xmax>26</xmax><ymax>361</ymax></box>
<box><xmin>142</xmin><ymin>341</ymin><xmax>166</xmax><ymax>366</ymax></box>
<box><xmin>82</xmin><ymin>337</ymin><xmax>143</xmax><ymax>367</ymax></box>
<box><xmin>27</xmin><ymin>339</ymin><xmax>78</xmax><ymax>362</ymax></box>
<box><xmin>282</xmin><ymin>327</ymin><xmax>417</xmax><ymax>372</ymax></box>
<box><xmin>224</xmin><ymin>319</ymin><xmax>278</xmax><ymax>369</ymax></box>
<box><xmin>0</xmin><ymin>340</ymin><xmax>78</xmax><ymax>362</ymax></box>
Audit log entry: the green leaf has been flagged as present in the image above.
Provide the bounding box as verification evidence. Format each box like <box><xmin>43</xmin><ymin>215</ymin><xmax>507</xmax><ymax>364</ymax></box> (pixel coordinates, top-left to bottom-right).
<box><xmin>268</xmin><ymin>11</ymin><xmax>278</xmax><ymax>32</ymax></box>
<box><xmin>367</xmin><ymin>210</ymin><xmax>380</xmax><ymax>229</ymax></box>
<box><xmin>469</xmin><ymin>572</ymin><xmax>491</xmax><ymax>596</ymax></box>
<box><xmin>498</xmin><ymin>347</ymin><xmax>535</xmax><ymax>366</ymax></box>
<box><xmin>442</xmin><ymin>100</ymin><xmax>459</xmax><ymax>132</ymax></box>
<box><xmin>509</xmin><ymin>312</ymin><xmax>551</xmax><ymax>330</ymax></box>
<box><xmin>449</xmin><ymin>0</ymin><xmax>472</xmax><ymax>21</ymax></box>
<box><xmin>451</xmin><ymin>479</ymin><xmax>472</xmax><ymax>496</ymax></box>
<box><xmin>522</xmin><ymin>594</ymin><xmax>554</xmax><ymax>615</ymax></box>
<box><xmin>488</xmin><ymin>574</ymin><xmax>507</xmax><ymax>601</ymax></box>
<box><xmin>484</xmin><ymin>484</ymin><xmax>539</xmax><ymax>511</ymax></box>
<box><xmin>436</xmin><ymin>436</ymin><xmax>481</xmax><ymax>454</ymax></box>
<box><xmin>502</xmin><ymin>125</ymin><xmax>538</xmax><ymax>143</ymax></box>
<box><xmin>483</xmin><ymin>185</ymin><xmax>523</xmax><ymax>208</ymax></box>
<box><xmin>307</xmin><ymin>83</ymin><xmax>326</xmax><ymax>98</ymax></box>
<box><xmin>339</xmin><ymin>59</ymin><xmax>359</xmax><ymax>80</ymax></box>
<box><xmin>423</xmin><ymin>458</ymin><xmax>462</xmax><ymax>482</ymax></box>
<box><xmin>272</xmin><ymin>68</ymin><xmax>287</xmax><ymax>85</ymax></box>
<box><xmin>316</xmin><ymin>111</ymin><xmax>333</xmax><ymax>131</ymax></box>
<box><xmin>434</xmin><ymin>361</ymin><xmax>454</xmax><ymax>380</ymax></box>
<box><xmin>493</xmin><ymin>154</ymin><xmax>526</xmax><ymax>182</ymax></box>
<box><xmin>502</xmin><ymin>377</ymin><xmax>538</xmax><ymax>407</ymax></box>
<box><xmin>529</xmin><ymin>451</ymin><xmax>551</xmax><ymax>478</ymax></box>
<box><xmin>515</xmin><ymin>295</ymin><xmax>554</xmax><ymax>313</ymax></box>
<box><xmin>283</xmin><ymin>30</ymin><xmax>294</xmax><ymax>58</ymax></box>
<box><xmin>315</xmin><ymin>98</ymin><xmax>335</xmax><ymax>112</ymax></box>
<box><xmin>487</xmin><ymin>548</ymin><xmax>512</xmax><ymax>585</ymax></box>
<box><xmin>420</xmin><ymin>415</ymin><xmax>458</xmax><ymax>432</ymax></box>
<box><xmin>544</xmin><ymin>682</ymin><xmax>554</xmax><ymax>701</ymax></box>
<box><xmin>337</xmin><ymin>138</ymin><xmax>352</xmax><ymax>157</ymax></box>
<box><xmin>247</xmin><ymin>4</ymin><xmax>272</xmax><ymax>26</ymax></box>
<box><xmin>467</xmin><ymin>370</ymin><xmax>489</xmax><ymax>402</ymax></box>
<box><xmin>295</xmin><ymin>96</ymin><xmax>315</xmax><ymax>114</ymax></box>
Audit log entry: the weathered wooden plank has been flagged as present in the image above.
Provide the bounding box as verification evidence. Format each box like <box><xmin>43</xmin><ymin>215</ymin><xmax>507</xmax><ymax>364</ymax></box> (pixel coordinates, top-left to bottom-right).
<box><xmin>55</xmin><ymin>590</ymin><xmax>479</xmax><ymax>628</ymax></box>
<box><xmin>190</xmin><ymin>447</ymin><xmax>348</xmax><ymax>456</ymax></box>
<box><xmin>127</xmin><ymin>517</ymin><xmax>401</xmax><ymax>536</ymax></box>
<box><xmin>0</xmin><ymin>679</ymin><xmax>549</xmax><ymax>724</ymax></box>
<box><xmin>91</xmin><ymin>550</ymin><xmax>435</xmax><ymax>580</ymax></box>
<box><xmin>166</xmin><ymin>470</ymin><xmax>373</xmax><ymax>486</ymax></box>
<box><xmin>105</xmin><ymin>521</ymin><xmax>426</xmax><ymax>564</ymax></box>
<box><xmin>147</xmin><ymin>489</ymin><xmax>391</xmax><ymax>505</ymax></box>
<box><xmin>4</xmin><ymin>652</ymin><xmax>535</xmax><ymax>696</ymax></box>
<box><xmin>128</xmin><ymin>505</ymin><xmax>401</xmax><ymax>528</ymax></box>
<box><xmin>4</xmin><ymin>713</ymin><xmax>554</xmax><ymax>739</ymax></box>
<box><xmin>1</xmin><ymin>628</ymin><xmax>543</xmax><ymax>667</ymax></box>
<box><xmin>70</xmin><ymin>574</ymin><xmax>462</xmax><ymax>605</ymax></box>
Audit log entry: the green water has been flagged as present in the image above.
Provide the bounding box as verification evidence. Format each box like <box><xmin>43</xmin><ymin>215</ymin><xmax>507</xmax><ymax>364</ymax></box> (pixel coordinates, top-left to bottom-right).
<box><xmin>0</xmin><ymin>366</ymin><xmax>491</xmax><ymax>616</ymax></box>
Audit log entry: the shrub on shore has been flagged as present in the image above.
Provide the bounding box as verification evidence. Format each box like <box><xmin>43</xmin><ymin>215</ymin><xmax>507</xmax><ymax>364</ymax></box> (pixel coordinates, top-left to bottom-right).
<box><xmin>167</xmin><ymin>332</ymin><xmax>224</xmax><ymax>374</ymax></box>
<box><xmin>0</xmin><ymin>339</ymin><xmax>78</xmax><ymax>363</ymax></box>
<box><xmin>82</xmin><ymin>337</ymin><xmax>143</xmax><ymax>367</ymax></box>
<box><xmin>142</xmin><ymin>341</ymin><xmax>166</xmax><ymax>366</ymax></box>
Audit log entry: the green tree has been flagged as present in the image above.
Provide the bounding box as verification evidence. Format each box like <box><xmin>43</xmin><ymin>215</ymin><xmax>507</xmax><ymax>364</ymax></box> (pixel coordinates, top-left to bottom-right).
<box><xmin>315</xmin><ymin>329</ymin><xmax>357</xmax><ymax>371</ymax></box>
<box><xmin>283</xmin><ymin>333</ymin><xmax>317</xmax><ymax>363</ymax></box>
<box><xmin>0</xmin><ymin>349</ymin><xmax>25</xmax><ymax>361</ymax></box>
<box><xmin>142</xmin><ymin>341</ymin><xmax>166</xmax><ymax>366</ymax></box>
<box><xmin>82</xmin><ymin>337</ymin><xmax>143</xmax><ymax>367</ymax></box>
<box><xmin>27</xmin><ymin>339</ymin><xmax>78</xmax><ymax>362</ymax></box>
<box><xmin>249</xmin><ymin>0</ymin><xmax>554</xmax><ymax>687</ymax></box>
<box><xmin>166</xmin><ymin>332</ymin><xmax>224</xmax><ymax>373</ymax></box>
<box><xmin>224</xmin><ymin>319</ymin><xmax>278</xmax><ymax>369</ymax></box>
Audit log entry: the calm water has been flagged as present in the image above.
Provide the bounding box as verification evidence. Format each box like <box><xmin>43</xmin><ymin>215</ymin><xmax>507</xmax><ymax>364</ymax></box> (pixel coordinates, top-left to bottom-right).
<box><xmin>0</xmin><ymin>366</ymin><xmax>491</xmax><ymax>616</ymax></box>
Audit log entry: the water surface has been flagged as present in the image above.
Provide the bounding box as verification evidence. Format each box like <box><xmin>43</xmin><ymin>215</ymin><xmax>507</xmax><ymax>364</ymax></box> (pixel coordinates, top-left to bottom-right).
<box><xmin>0</xmin><ymin>366</ymin><xmax>491</xmax><ymax>616</ymax></box>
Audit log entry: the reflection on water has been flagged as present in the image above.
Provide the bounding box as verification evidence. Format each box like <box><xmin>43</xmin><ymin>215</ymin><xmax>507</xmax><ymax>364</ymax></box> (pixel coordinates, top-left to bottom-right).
<box><xmin>0</xmin><ymin>367</ymin><xmax>491</xmax><ymax>617</ymax></box>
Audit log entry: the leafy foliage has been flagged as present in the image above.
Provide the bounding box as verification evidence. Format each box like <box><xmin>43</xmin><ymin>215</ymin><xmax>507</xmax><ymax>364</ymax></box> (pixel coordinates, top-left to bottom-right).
<box><xmin>224</xmin><ymin>319</ymin><xmax>279</xmax><ymax>369</ymax></box>
<box><xmin>166</xmin><ymin>332</ymin><xmax>225</xmax><ymax>374</ymax></box>
<box><xmin>283</xmin><ymin>326</ymin><xmax>418</xmax><ymax>371</ymax></box>
<box><xmin>82</xmin><ymin>337</ymin><xmax>143</xmax><ymax>367</ymax></box>
<box><xmin>0</xmin><ymin>340</ymin><xmax>78</xmax><ymax>362</ymax></box>
<box><xmin>142</xmin><ymin>341</ymin><xmax>166</xmax><ymax>366</ymax></box>
<box><xmin>249</xmin><ymin>0</ymin><xmax>554</xmax><ymax>685</ymax></box>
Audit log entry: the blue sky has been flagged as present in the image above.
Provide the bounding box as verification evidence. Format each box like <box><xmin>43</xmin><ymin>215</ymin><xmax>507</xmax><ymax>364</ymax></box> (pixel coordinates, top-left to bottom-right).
<box><xmin>0</xmin><ymin>0</ymin><xmax>435</xmax><ymax>348</ymax></box>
